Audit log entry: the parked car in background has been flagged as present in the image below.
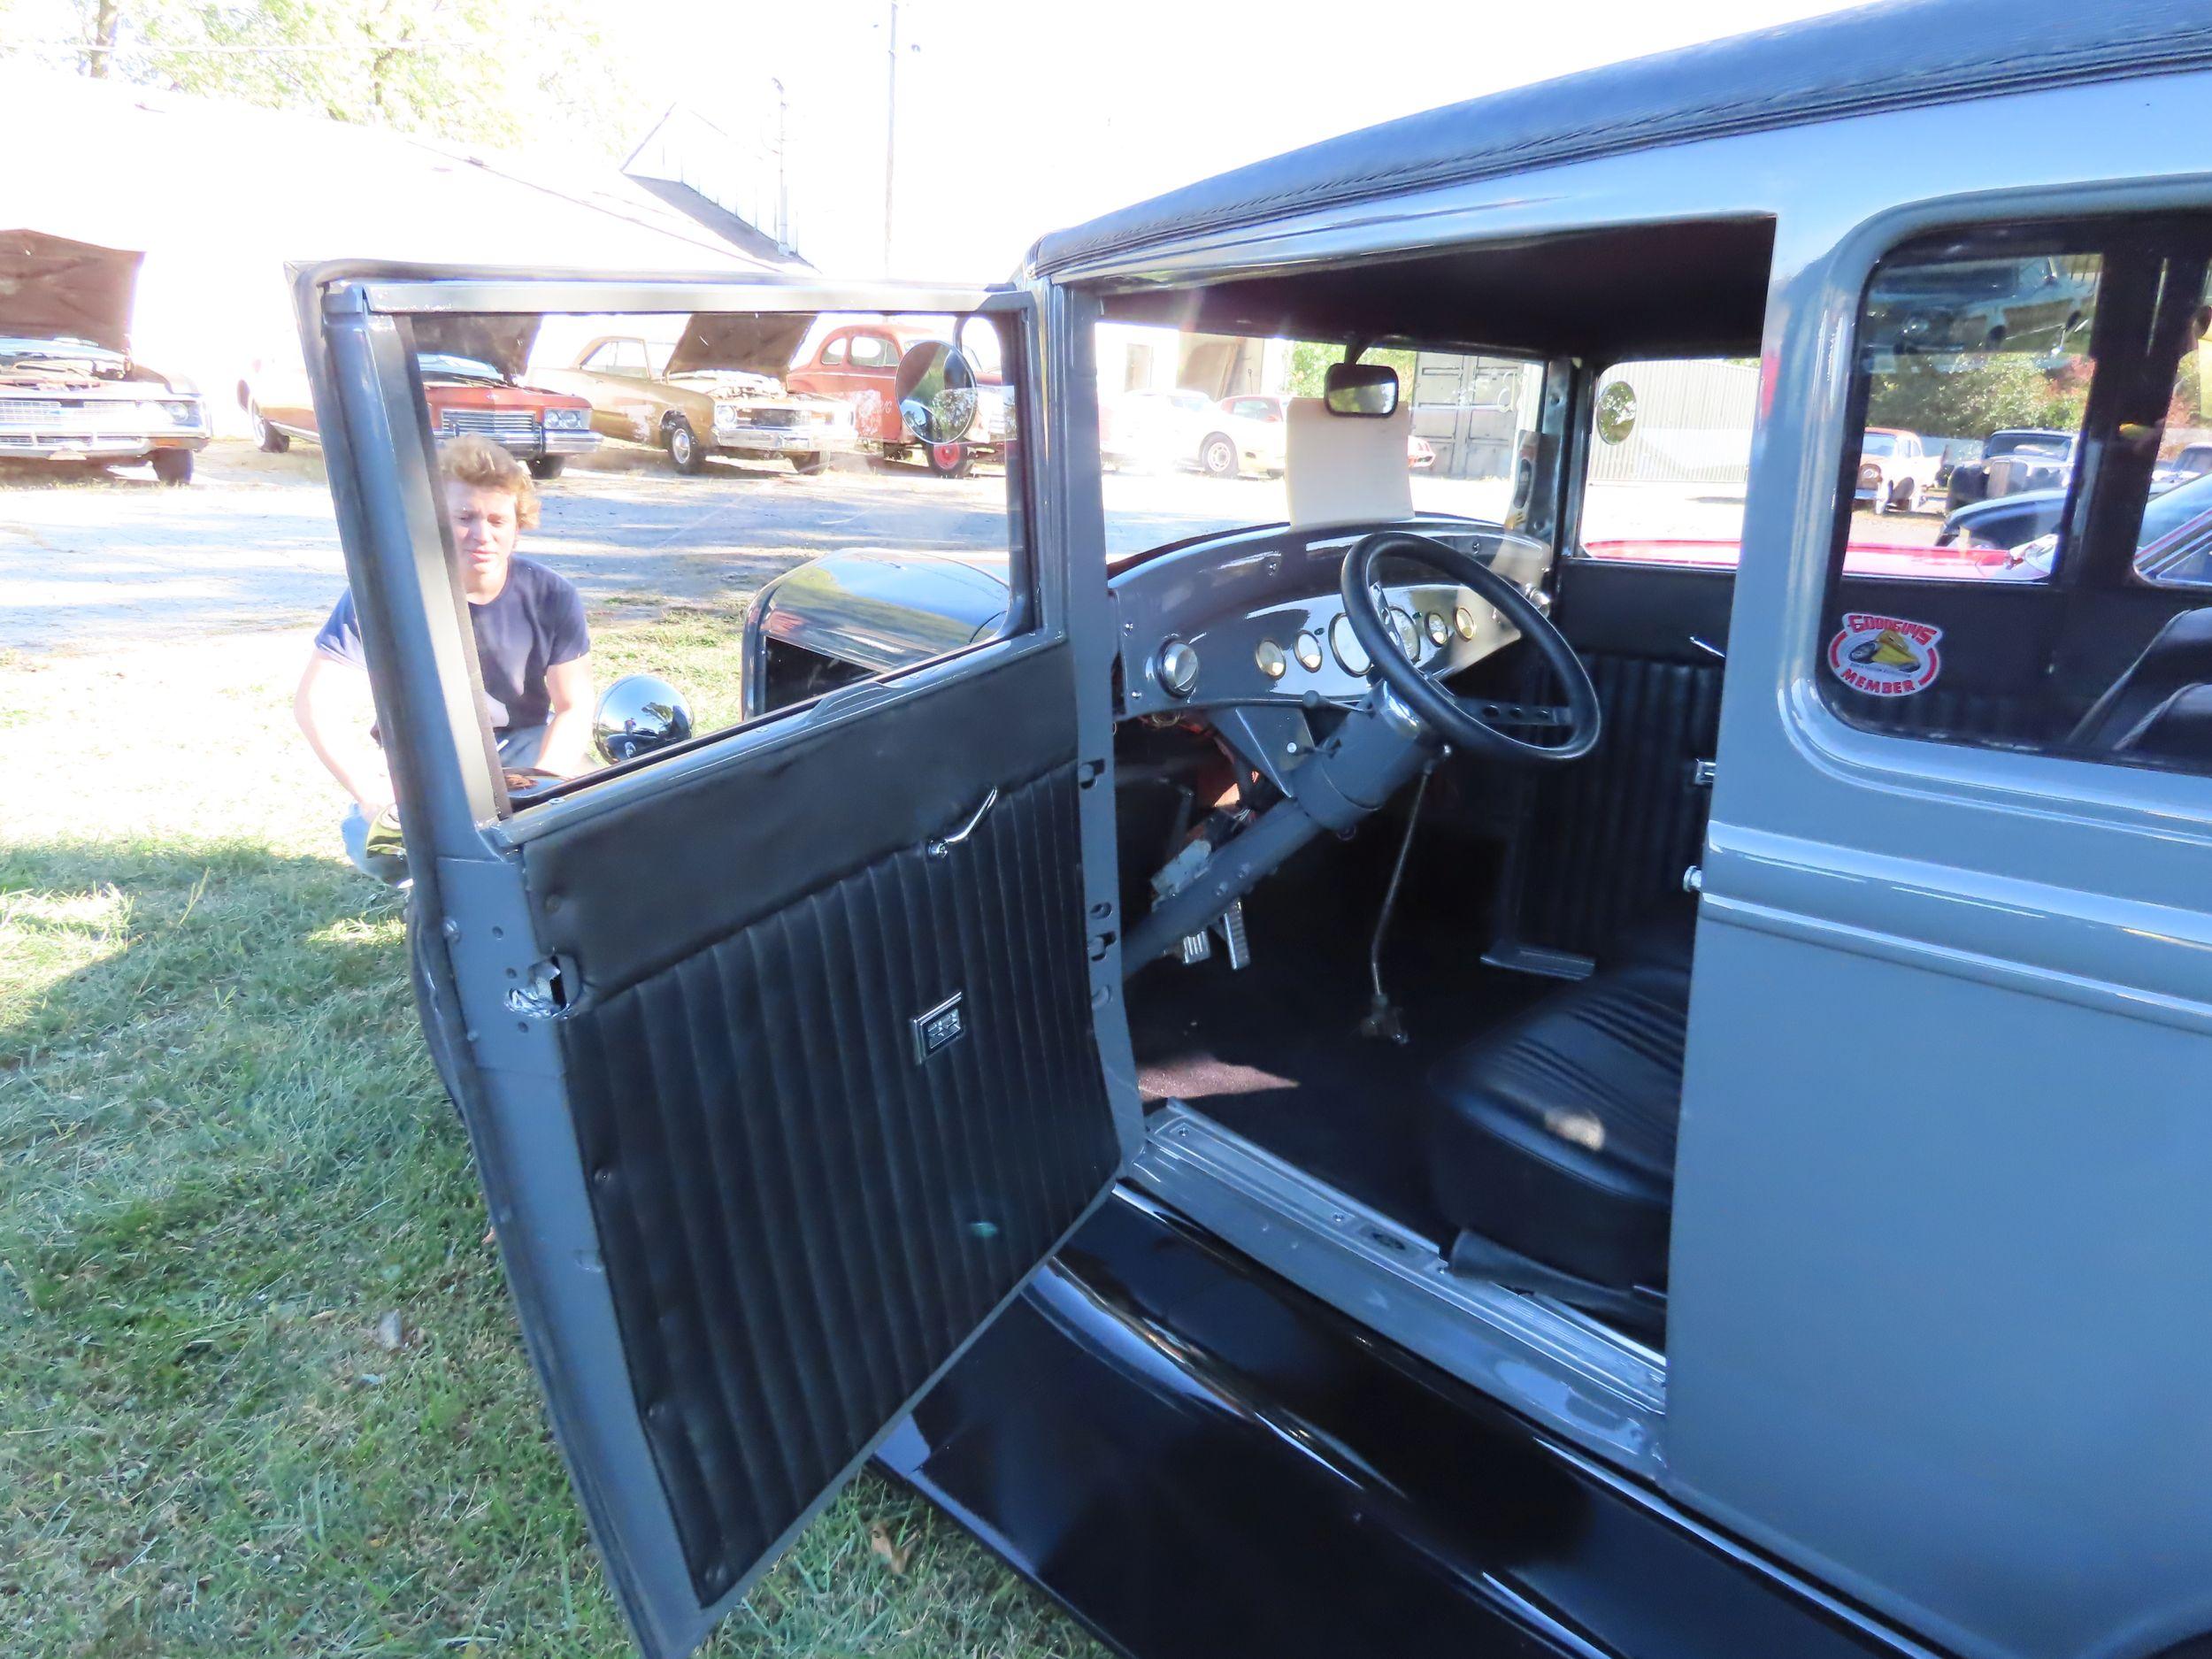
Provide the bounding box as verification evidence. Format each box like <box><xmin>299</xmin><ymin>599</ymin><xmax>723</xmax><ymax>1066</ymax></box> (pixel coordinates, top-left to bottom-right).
<box><xmin>1854</xmin><ymin>426</ymin><xmax>1941</xmax><ymax>511</ymax></box>
<box><xmin>1944</xmin><ymin>426</ymin><xmax>2075</xmax><ymax>511</ymax></box>
<box><xmin>786</xmin><ymin>319</ymin><xmax>1009</xmax><ymax>478</ymax></box>
<box><xmin>1101</xmin><ymin>386</ymin><xmax>1217</xmax><ymax>471</ymax></box>
<box><xmin>1188</xmin><ymin>392</ymin><xmax>1436</xmax><ymax>479</ymax></box>
<box><xmin>534</xmin><ymin>315</ymin><xmax>852</xmax><ymax>475</ymax></box>
<box><xmin>2152</xmin><ymin>440</ymin><xmax>2212</xmax><ymax>494</ymax></box>
<box><xmin>0</xmin><ymin>231</ymin><xmax>208</xmax><ymax>484</ymax></box>
<box><xmin>1939</xmin><ymin>466</ymin><xmax>2212</xmax><ymax>585</ymax></box>
<box><xmin>246</xmin><ymin>317</ymin><xmax>598</xmax><ymax>479</ymax></box>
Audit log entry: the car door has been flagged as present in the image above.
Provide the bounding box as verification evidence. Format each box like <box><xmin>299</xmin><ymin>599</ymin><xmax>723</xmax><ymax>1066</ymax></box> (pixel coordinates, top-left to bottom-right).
<box><xmin>296</xmin><ymin>264</ymin><xmax>1136</xmax><ymax>1659</ymax></box>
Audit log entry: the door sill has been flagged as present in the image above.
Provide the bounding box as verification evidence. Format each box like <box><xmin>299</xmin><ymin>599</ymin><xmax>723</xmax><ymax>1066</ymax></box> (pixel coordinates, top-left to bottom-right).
<box><xmin>1132</xmin><ymin>1101</ymin><xmax>1669</xmax><ymax>1481</ymax></box>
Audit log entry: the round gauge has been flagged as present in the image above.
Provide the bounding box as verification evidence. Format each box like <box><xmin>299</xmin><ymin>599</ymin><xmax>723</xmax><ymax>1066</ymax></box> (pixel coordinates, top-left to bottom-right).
<box><xmin>1388</xmin><ymin>608</ymin><xmax>1422</xmax><ymax>662</ymax></box>
<box><xmin>1255</xmin><ymin>639</ymin><xmax>1287</xmax><ymax>680</ymax></box>
<box><xmin>1329</xmin><ymin>614</ymin><xmax>1371</xmax><ymax>675</ymax></box>
<box><xmin>1454</xmin><ymin>605</ymin><xmax>1479</xmax><ymax>641</ymax></box>
<box><xmin>1294</xmin><ymin>630</ymin><xmax>1325</xmax><ymax>672</ymax></box>
<box><xmin>1425</xmin><ymin>611</ymin><xmax>1450</xmax><ymax>646</ymax></box>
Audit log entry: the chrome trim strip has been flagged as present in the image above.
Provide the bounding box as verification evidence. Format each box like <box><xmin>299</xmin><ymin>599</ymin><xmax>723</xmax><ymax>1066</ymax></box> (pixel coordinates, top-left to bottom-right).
<box><xmin>1132</xmin><ymin>1102</ymin><xmax>1669</xmax><ymax>1479</ymax></box>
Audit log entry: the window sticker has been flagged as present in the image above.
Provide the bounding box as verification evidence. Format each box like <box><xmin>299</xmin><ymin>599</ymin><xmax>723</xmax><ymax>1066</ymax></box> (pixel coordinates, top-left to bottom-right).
<box><xmin>1827</xmin><ymin>612</ymin><xmax>1943</xmax><ymax>696</ymax></box>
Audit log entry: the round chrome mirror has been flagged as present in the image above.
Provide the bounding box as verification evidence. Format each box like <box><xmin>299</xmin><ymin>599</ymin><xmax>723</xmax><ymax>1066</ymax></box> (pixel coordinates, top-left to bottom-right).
<box><xmin>1594</xmin><ymin>378</ymin><xmax>1638</xmax><ymax>444</ymax></box>
<box><xmin>893</xmin><ymin>340</ymin><xmax>979</xmax><ymax>445</ymax></box>
<box><xmin>594</xmin><ymin>673</ymin><xmax>694</xmax><ymax>764</ymax></box>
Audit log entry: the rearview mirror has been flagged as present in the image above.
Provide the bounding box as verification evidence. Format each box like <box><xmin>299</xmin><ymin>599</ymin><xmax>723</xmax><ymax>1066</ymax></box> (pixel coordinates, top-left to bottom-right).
<box><xmin>1324</xmin><ymin>361</ymin><xmax>1400</xmax><ymax>418</ymax></box>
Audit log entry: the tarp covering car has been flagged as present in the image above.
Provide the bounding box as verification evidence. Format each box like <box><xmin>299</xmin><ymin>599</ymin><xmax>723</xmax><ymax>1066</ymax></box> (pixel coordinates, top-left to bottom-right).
<box><xmin>664</xmin><ymin>311</ymin><xmax>813</xmax><ymax>379</ymax></box>
<box><xmin>0</xmin><ymin>229</ymin><xmax>142</xmax><ymax>354</ymax></box>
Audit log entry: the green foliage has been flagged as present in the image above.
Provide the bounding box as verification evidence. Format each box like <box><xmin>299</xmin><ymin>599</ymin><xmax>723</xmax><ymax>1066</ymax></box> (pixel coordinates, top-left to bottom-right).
<box><xmin>8</xmin><ymin>0</ymin><xmax>646</xmax><ymax>156</ymax></box>
<box><xmin>1865</xmin><ymin>352</ymin><xmax>2091</xmax><ymax>443</ymax></box>
<box><xmin>1283</xmin><ymin>340</ymin><xmax>1418</xmax><ymax>400</ymax></box>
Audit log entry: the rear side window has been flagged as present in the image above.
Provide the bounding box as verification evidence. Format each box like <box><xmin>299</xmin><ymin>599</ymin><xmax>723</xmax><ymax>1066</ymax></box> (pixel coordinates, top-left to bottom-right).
<box><xmin>1579</xmin><ymin>357</ymin><xmax>1755</xmax><ymax>569</ymax></box>
<box><xmin>1817</xmin><ymin>221</ymin><xmax>2212</xmax><ymax>777</ymax></box>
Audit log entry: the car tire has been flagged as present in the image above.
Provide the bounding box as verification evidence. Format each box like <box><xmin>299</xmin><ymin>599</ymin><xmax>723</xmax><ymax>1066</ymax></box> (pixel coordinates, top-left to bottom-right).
<box><xmin>789</xmin><ymin>450</ymin><xmax>825</xmax><ymax>475</ymax></box>
<box><xmin>150</xmin><ymin>449</ymin><xmax>193</xmax><ymax>486</ymax></box>
<box><xmin>1893</xmin><ymin>479</ymin><xmax>1916</xmax><ymax>514</ymax></box>
<box><xmin>1201</xmin><ymin>434</ymin><xmax>1239</xmax><ymax>478</ymax></box>
<box><xmin>664</xmin><ymin>419</ymin><xmax>705</xmax><ymax>475</ymax></box>
<box><xmin>925</xmin><ymin>442</ymin><xmax>974</xmax><ymax>478</ymax></box>
<box><xmin>527</xmin><ymin>456</ymin><xmax>566</xmax><ymax>480</ymax></box>
<box><xmin>249</xmin><ymin>403</ymin><xmax>289</xmax><ymax>453</ymax></box>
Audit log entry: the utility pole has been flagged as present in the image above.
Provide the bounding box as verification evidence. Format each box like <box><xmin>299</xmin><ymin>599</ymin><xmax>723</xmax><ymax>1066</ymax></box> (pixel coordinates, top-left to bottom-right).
<box><xmin>882</xmin><ymin>0</ymin><xmax>899</xmax><ymax>273</ymax></box>
<box><xmin>771</xmin><ymin>76</ymin><xmax>790</xmax><ymax>255</ymax></box>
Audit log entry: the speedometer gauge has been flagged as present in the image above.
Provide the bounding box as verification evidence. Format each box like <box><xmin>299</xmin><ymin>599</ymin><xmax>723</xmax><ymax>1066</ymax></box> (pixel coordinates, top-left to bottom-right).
<box><xmin>1329</xmin><ymin>614</ymin><xmax>1371</xmax><ymax>675</ymax></box>
<box><xmin>1388</xmin><ymin>608</ymin><xmax>1422</xmax><ymax>662</ymax></box>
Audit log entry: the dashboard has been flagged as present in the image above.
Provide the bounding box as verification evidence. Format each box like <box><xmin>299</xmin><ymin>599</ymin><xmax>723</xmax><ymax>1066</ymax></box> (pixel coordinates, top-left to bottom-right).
<box><xmin>1111</xmin><ymin>518</ymin><xmax>1555</xmax><ymax>725</ymax></box>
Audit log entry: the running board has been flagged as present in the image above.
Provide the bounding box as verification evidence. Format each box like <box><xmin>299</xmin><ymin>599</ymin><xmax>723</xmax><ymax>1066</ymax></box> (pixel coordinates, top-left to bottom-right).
<box><xmin>1133</xmin><ymin>1102</ymin><xmax>1669</xmax><ymax>1481</ymax></box>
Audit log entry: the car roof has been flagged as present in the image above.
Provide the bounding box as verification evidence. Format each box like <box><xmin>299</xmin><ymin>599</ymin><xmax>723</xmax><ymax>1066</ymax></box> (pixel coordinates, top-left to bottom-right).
<box><xmin>1031</xmin><ymin>0</ymin><xmax>2212</xmax><ymax>274</ymax></box>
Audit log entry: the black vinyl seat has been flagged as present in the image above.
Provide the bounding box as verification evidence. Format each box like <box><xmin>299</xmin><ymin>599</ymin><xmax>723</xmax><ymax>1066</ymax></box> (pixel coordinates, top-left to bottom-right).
<box><xmin>1423</xmin><ymin>921</ymin><xmax>1691</xmax><ymax>1317</ymax></box>
<box><xmin>2067</xmin><ymin>607</ymin><xmax>2212</xmax><ymax>762</ymax></box>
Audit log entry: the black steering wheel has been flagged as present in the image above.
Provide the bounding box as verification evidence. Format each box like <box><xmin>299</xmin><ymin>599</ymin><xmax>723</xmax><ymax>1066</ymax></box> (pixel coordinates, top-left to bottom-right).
<box><xmin>1339</xmin><ymin>530</ymin><xmax>1601</xmax><ymax>764</ymax></box>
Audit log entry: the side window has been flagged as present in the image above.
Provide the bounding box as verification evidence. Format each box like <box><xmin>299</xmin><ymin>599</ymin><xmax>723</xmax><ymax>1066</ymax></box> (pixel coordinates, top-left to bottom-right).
<box><xmin>1819</xmin><ymin>223</ymin><xmax>2212</xmax><ymax>775</ymax></box>
<box><xmin>848</xmin><ymin>334</ymin><xmax>895</xmax><ymax>369</ymax></box>
<box><xmin>1579</xmin><ymin>357</ymin><xmax>1755</xmax><ymax>568</ymax></box>
<box><xmin>389</xmin><ymin>309</ymin><xmax>1027</xmax><ymax>810</ymax></box>
<box><xmin>819</xmin><ymin>336</ymin><xmax>848</xmax><ymax>366</ymax></box>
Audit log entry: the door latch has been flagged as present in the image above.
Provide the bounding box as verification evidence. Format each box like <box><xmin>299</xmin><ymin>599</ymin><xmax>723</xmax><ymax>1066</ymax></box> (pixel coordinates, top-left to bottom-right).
<box><xmin>504</xmin><ymin>956</ymin><xmax>572</xmax><ymax>1020</ymax></box>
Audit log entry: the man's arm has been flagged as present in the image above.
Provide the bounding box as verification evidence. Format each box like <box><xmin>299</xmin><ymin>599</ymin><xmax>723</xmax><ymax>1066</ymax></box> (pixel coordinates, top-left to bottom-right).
<box><xmin>537</xmin><ymin>655</ymin><xmax>596</xmax><ymax>776</ymax></box>
<box><xmin>295</xmin><ymin>653</ymin><xmax>394</xmax><ymax>809</ymax></box>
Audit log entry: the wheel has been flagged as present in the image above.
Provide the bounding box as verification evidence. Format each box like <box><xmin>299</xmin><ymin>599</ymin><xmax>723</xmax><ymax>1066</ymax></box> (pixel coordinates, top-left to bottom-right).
<box><xmin>1892</xmin><ymin>479</ymin><xmax>1917</xmax><ymax>514</ymax></box>
<box><xmin>789</xmin><ymin>450</ymin><xmax>825</xmax><ymax>475</ymax></box>
<box><xmin>1200</xmin><ymin>434</ymin><xmax>1239</xmax><ymax>478</ymax></box>
<box><xmin>664</xmin><ymin>419</ymin><xmax>704</xmax><ymax>474</ymax></box>
<box><xmin>925</xmin><ymin>442</ymin><xmax>973</xmax><ymax>478</ymax></box>
<box><xmin>527</xmin><ymin>456</ymin><xmax>566</xmax><ymax>480</ymax></box>
<box><xmin>249</xmin><ymin>403</ymin><xmax>289</xmax><ymax>453</ymax></box>
<box><xmin>150</xmin><ymin>449</ymin><xmax>193</xmax><ymax>486</ymax></box>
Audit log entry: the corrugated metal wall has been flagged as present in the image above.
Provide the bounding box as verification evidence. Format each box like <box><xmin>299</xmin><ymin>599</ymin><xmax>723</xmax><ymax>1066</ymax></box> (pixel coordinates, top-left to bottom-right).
<box><xmin>1586</xmin><ymin>358</ymin><xmax>1758</xmax><ymax>488</ymax></box>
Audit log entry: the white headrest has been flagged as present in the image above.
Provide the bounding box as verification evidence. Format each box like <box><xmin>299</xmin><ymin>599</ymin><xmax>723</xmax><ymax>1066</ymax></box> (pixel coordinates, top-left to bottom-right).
<box><xmin>1286</xmin><ymin>396</ymin><xmax>1414</xmax><ymax>527</ymax></box>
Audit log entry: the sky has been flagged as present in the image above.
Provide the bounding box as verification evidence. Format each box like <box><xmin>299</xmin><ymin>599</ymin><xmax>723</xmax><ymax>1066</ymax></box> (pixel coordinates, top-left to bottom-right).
<box><xmin>603</xmin><ymin>0</ymin><xmax>1863</xmax><ymax>280</ymax></box>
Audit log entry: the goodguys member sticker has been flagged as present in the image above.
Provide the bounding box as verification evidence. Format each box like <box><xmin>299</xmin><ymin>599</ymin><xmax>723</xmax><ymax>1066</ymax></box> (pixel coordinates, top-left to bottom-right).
<box><xmin>1828</xmin><ymin>613</ymin><xmax>1942</xmax><ymax>695</ymax></box>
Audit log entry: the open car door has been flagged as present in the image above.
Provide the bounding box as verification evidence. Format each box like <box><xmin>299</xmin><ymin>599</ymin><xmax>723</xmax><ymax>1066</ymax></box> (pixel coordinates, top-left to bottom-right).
<box><xmin>297</xmin><ymin>265</ymin><xmax>1134</xmax><ymax>1657</ymax></box>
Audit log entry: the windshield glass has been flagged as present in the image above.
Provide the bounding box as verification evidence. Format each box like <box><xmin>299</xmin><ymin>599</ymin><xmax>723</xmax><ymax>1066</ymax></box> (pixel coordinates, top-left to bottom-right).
<box><xmin>418</xmin><ymin>354</ymin><xmax>506</xmax><ymax>382</ymax></box>
<box><xmin>1094</xmin><ymin>322</ymin><xmax>1542</xmax><ymax>560</ymax></box>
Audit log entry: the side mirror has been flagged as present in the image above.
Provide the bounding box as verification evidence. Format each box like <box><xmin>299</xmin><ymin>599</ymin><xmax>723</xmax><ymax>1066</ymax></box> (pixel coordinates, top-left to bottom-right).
<box><xmin>1324</xmin><ymin>361</ymin><xmax>1399</xmax><ymax>418</ymax></box>
<box><xmin>594</xmin><ymin>673</ymin><xmax>694</xmax><ymax>764</ymax></box>
<box><xmin>893</xmin><ymin>341</ymin><xmax>980</xmax><ymax>444</ymax></box>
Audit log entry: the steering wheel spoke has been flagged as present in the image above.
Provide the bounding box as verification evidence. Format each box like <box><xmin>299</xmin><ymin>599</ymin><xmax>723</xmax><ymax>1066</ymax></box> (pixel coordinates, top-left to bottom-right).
<box><xmin>1340</xmin><ymin>531</ymin><xmax>1601</xmax><ymax>766</ymax></box>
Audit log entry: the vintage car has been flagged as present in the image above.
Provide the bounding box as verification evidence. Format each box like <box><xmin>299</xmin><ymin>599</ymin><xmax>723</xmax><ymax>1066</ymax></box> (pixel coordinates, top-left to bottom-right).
<box><xmin>533</xmin><ymin>315</ymin><xmax>855</xmax><ymax>475</ymax></box>
<box><xmin>0</xmin><ymin>231</ymin><xmax>209</xmax><ymax>483</ymax></box>
<box><xmin>1940</xmin><ymin>466</ymin><xmax>2212</xmax><ymax>585</ymax></box>
<box><xmin>297</xmin><ymin>7</ymin><xmax>2212</xmax><ymax>1659</ymax></box>
<box><xmin>1944</xmin><ymin>425</ymin><xmax>2076</xmax><ymax>511</ymax></box>
<box><xmin>244</xmin><ymin>316</ymin><xmax>597</xmax><ymax>479</ymax></box>
<box><xmin>785</xmin><ymin>318</ymin><xmax>1010</xmax><ymax>477</ymax></box>
<box><xmin>1853</xmin><ymin>426</ymin><xmax>1942</xmax><ymax>511</ymax></box>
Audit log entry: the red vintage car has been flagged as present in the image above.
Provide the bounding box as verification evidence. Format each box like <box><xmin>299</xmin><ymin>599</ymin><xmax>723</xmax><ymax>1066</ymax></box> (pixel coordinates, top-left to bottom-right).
<box><xmin>241</xmin><ymin>317</ymin><xmax>598</xmax><ymax>480</ymax></box>
<box><xmin>786</xmin><ymin>319</ymin><xmax>1010</xmax><ymax>477</ymax></box>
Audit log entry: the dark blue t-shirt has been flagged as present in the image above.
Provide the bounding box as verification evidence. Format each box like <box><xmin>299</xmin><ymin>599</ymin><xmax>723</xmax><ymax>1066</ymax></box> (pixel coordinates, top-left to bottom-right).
<box><xmin>314</xmin><ymin>556</ymin><xmax>588</xmax><ymax>733</ymax></box>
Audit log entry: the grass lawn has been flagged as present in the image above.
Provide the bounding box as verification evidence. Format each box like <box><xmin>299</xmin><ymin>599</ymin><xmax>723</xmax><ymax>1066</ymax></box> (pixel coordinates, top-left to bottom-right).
<box><xmin>0</xmin><ymin>604</ymin><xmax>1102</xmax><ymax>1658</ymax></box>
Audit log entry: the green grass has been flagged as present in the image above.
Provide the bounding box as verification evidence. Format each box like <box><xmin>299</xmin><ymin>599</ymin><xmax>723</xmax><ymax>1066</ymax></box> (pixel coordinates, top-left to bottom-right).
<box><xmin>0</xmin><ymin>615</ymin><xmax>1102</xmax><ymax>1658</ymax></box>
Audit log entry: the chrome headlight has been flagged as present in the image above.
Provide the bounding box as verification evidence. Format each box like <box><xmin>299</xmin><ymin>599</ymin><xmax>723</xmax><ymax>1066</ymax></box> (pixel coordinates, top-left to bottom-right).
<box><xmin>159</xmin><ymin>400</ymin><xmax>200</xmax><ymax>426</ymax></box>
<box><xmin>712</xmin><ymin>401</ymin><xmax>744</xmax><ymax>432</ymax></box>
<box><xmin>544</xmin><ymin>407</ymin><xmax>590</xmax><ymax>431</ymax></box>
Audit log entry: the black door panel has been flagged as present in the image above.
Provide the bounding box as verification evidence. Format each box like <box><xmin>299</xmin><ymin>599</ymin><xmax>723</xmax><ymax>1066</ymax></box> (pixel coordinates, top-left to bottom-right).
<box><xmin>556</xmin><ymin>763</ymin><xmax>1117</xmax><ymax>1599</ymax></box>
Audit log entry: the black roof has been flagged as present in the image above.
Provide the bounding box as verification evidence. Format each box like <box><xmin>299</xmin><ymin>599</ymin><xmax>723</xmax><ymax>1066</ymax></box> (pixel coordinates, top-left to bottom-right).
<box><xmin>1034</xmin><ymin>0</ymin><xmax>2212</xmax><ymax>274</ymax></box>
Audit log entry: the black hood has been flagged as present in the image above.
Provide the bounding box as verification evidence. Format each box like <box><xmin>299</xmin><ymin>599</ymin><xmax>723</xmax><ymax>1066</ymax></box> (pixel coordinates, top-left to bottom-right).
<box><xmin>664</xmin><ymin>311</ymin><xmax>812</xmax><ymax>379</ymax></box>
<box><xmin>410</xmin><ymin>313</ymin><xmax>545</xmax><ymax>382</ymax></box>
<box><xmin>0</xmin><ymin>230</ymin><xmax>142</xmax><ymax>354</ymax></box>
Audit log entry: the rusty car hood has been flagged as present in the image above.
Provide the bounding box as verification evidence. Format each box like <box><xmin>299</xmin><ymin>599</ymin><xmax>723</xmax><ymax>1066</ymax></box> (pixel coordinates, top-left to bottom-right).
<box><xmin>664</xmin><ymin>312</ymin><xmax>812</xmax><ymax>380</ymax></box>
<box><xmin>409</xmin><ymin>313</ymin><xmax>545</xmax><ymax>383</ymax></box>
<box><xmin>0</xmin><ymin>230</ymin><xmax>142</xmax><ymax>356</ymax></box>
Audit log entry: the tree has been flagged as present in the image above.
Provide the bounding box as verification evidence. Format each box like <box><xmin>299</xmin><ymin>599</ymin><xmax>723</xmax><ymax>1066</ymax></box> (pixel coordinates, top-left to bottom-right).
<box><xmin>4</xmin><ymin>0</ymin><xmax>648</xmax><ymax>157</ymax></box>
<box><xmin>1865</xmin><ymin>351</ymin><xmax>2090</xmax><ymax>442</ymax></box>
<box><xmin>1284</xmin><ymin>340</ymin><xmax>1417</xmax><ymax>399</ymax></box>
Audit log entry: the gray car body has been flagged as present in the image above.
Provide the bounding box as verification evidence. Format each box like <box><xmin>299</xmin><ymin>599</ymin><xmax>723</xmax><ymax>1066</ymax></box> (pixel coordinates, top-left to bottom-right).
<box><xmin>296</xmin><ymin>5</ymin><xmax>2212</xmax><ymax>1659</ymax></box>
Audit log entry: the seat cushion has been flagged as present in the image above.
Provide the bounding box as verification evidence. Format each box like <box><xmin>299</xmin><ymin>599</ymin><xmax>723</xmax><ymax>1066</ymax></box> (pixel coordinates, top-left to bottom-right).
<box><xmin>1423</xmin><ymin>956</ymin><xmax>1691</xmax><ymax>1293</ymax></box>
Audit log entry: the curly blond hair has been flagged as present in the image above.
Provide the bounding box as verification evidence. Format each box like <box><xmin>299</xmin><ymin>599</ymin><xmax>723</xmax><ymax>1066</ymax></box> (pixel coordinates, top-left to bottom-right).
<box><xmin>441</xmin><ymin>433</ymin><xmax>540</xmax><ymax>528</ymax></box>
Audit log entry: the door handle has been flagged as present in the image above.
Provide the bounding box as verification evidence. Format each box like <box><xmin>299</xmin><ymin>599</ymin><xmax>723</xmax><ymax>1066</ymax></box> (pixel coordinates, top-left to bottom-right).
<box><xmin>926</xmin><ymin>787</ymin><xmax>999</xmax><ymax>857</ymax></box>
